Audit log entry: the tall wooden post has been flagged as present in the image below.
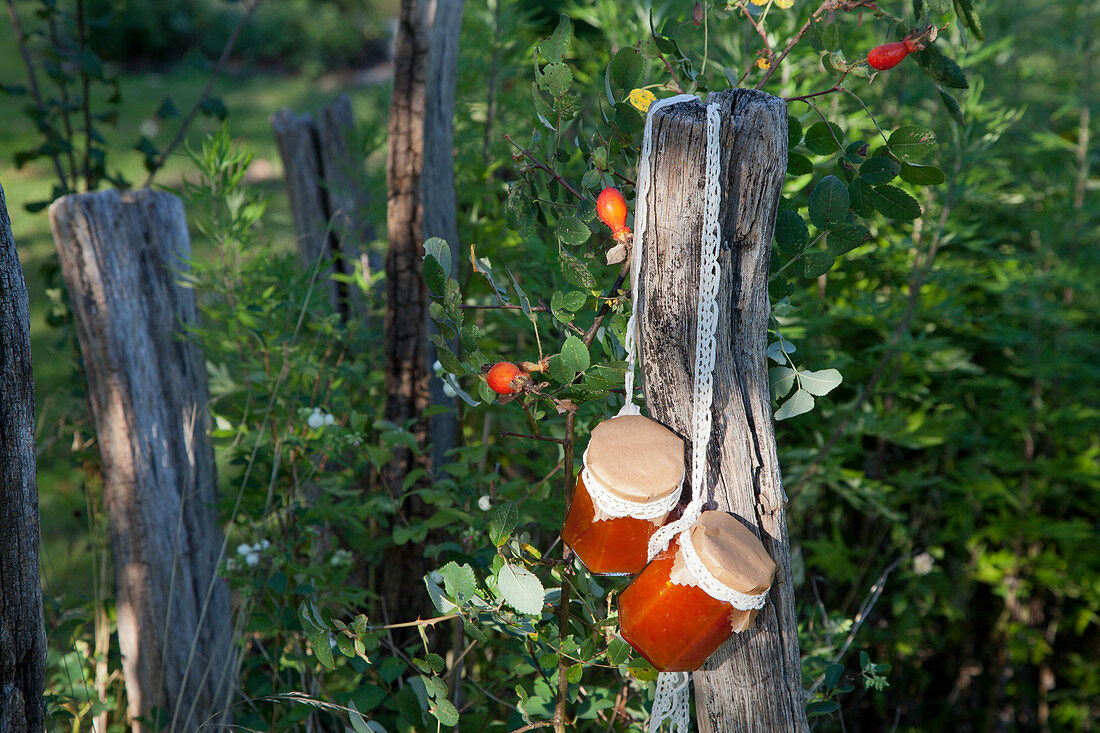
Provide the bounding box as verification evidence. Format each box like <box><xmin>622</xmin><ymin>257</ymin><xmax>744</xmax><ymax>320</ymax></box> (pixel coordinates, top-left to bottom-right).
<box><xmin>272</xmin><ymin>94</ymin><xmax>374</xmax><ymax>316</ymax></box>
<box><xmin>0</xmin><ymin>180</ymin><xmax>46</xmax><ymax>733</ymax></box>
<box><xmin>637</xmin><ymin>90</ymin><xmax>808</xmax><ymax>731</ymax></box>
<box><xmin>49</xmin><ymin>189</ymin><xmax>235</xmax><ymax>733</ymax></box>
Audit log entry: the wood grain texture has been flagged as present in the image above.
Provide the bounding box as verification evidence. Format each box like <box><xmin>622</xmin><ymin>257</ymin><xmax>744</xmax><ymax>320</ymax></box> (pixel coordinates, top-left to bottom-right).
<box><xmin>636</xmin><ymin>89</ymin><xmax>808</xmax><ymax>732</ymax></box>
<box><xmin>0</xmin><ymin>180</ymin><xmax>46</xmax><ymax>733</ymax></box>
<box><xmin>422</xmin><ymin>0</ymin><xmax>465</xmax><ymax>475</ymax></box>
<box><xmin>49</xmin><ymin>189</ymin><xmax>235</xmax><ymax>733</ymax></box>
<box><xmin>383</xmin><ymin>0</ymin><xmax>435</xmax><ymax>631</ymax></box>
<box><xmin>273</xmin><ymin>97</ymin><xmax>375</xmax><ymax>318</ymax></box>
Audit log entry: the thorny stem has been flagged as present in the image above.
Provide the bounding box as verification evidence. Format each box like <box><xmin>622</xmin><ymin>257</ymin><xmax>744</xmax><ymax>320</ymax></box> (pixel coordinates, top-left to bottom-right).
<box><xmin>376</xmin><ymin>613</ymin><xmax>460</xmax><ymax>631</ymax></box>
<box><xmin>505</xmin><ymin>134</ymin><xmax>585</xmax><ymax>201</ymax></box>
<box><xmin>501</xmin><ymin>431</ymin><xmax>566</xmax><ymax>445</ymax></box>
<box><xmin>142</xmin><ymin>0</ymin><xmax>262</xmax><ymax>187</ymax></box>
<box><xmin>804</xmin><ymin>554</ymin><xmax>908</xmax><ymax>700</ymax></box>
<box><xmin>554</xmin><ymin>410</ymin><xmax>577</xmax><ymax>733</ymax></box>
<box><xmin>583</xmin><ymin>260</ymin><xmax>631</xmax><ymax>348</ymax></box>
<box><xmin>6</xmin><ymin>0</ymin><xmax>69</xmax><ymax>189</ymax></box>
<box><xmin>756</xmin><ymin>0</ymin><xmax>880</xmax><ymax>89</ymax></box>
<box><xmin>76</xmin><ymin>0</ymin><xmax>93</xmax><ymax>190</ymax></box>
<box><xmin>653</xmin><ymin>47</ymin><xmax>686</xmax><ymax>94</ymax></box>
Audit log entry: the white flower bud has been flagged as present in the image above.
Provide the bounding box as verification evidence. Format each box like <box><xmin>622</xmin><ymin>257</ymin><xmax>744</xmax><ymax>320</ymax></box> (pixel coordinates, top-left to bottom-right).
<box><xmin>246</xmin><ymin>552</ymin><xmax>260</xmax><ymax>567</ymax></box>
<box><xmin>913</xmin><ymin>552</ymin><xmax>935</xmax><ymax>576</ymax></box>
<box><xmin>236</xmin><ymin>543</ymin><xmax>251</xmax><ymax>556</ymax></box>
<box><xmin>478</xmin><ymin>495</ymin><xmax>492</xmax><ymax>511</ymax></box>
<box><xmin>307</xmin><ymin>412</ymin><xmax>325</xmax><ymax>429</ymax></box>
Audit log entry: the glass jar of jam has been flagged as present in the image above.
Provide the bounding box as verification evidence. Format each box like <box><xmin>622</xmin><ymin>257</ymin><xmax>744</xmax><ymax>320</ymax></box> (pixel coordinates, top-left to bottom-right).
<box><xmin>561</xmin><ymin>415</ymin><xmax>684</xmax><ymax>575</ymax></box>
<box><xmin>618</xmin><ymin>511</ymin><xmax>775</xmax><ymax>672</ymax></box>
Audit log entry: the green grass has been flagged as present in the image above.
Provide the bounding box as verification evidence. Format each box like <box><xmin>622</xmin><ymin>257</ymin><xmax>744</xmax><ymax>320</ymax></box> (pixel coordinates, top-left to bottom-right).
<box><xmin>0</xmin><ymin>12</ymin><xmax>391</xmax><ymax>597</ymax></box>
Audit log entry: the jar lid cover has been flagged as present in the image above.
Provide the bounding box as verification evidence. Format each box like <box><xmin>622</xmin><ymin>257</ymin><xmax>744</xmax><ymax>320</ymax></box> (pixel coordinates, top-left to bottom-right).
<box><xmin>688</xmin><ymin>511</ymin><xmax>776</xmax><ymax>594</ymax></box>
<box><xmin>586</xmin><ymin>415</ymin><xmax>684</xmax><ymax>503</ymax></box>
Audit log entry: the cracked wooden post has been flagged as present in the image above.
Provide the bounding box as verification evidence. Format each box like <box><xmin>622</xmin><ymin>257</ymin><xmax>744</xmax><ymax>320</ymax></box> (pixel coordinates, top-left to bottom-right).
<box><xmin>637</xmin><ymin>89</ymin><xmax>808</xmax><ymax>731</ymax></box>
<box><xmin>49</xmin><ymin>189</ymin><xmax>235</xmax><ymax>733</ymax></box>
<box><xmin>272</xmin><ymin>94</ymin><xmax>374</xmax><ymax>317</ymax></box>
<box><xmin>0</xmin><ymin>179</ymin><xmax>47</xmax><ymax>733</ymax></box>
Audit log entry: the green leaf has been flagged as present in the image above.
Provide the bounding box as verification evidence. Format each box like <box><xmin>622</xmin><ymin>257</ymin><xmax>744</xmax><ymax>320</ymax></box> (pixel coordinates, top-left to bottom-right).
<box><xmin>539</xmin><ymin>62</ymin><xmax>573</xmax><ymax>99</ymax></box>
<box><xmin>498</xmin><ymin>564</ymin><xmax>545</xmax><ymax>615</ymax></box>
<box><xmin>849</xmin><ymin>177</ymin><xmax>874</xmax><ymax>217</ymax></box>
<box><xmin>913</xmin><ymin>45</ymin><xmax>968</xmax><ymax>89</ymax></box>
<box><xmin>900</xmin><ymin>163</ymin><xmax>946</xmax><ymax>186</ymax></box>
<box><xmin>423</xmin><ymin>255</ymin><xmax>447</xmax><ymax>296</ymax></box>
<box><xmin>560</xmin><ymin>250</ymin><xmax>597</xmax><ymax>290</ymax></box>
<box><xmin>562</xmin><ymin>291</ymin><xmax>587</xmax><ymax>311</ymax></box>
<box><xmin>547</xmin><ymin>354</ymin><xmax>572</xmax><ymax>383</ymax></box>
<box><xmin>774</xmin><ymin>210</ymin><xmax>810</xmax><ymax>253</ymax></box>
<box><xmin>787</xmin><ymin>115</ymin><xmax>803</xmax><ymax>148</ymax></box>
<box><xmin>0</xmin><ymin>83</ymin><xmax>28</xmax><ymax>96</ymax></box>
<box><xmin>489</xmin><ymin>501</ymin><xmax>518</xmax><ymax>546</ymax></box>
<box><xmin>538</xmin><ymin>14</ymin><xmax>573</xmax><ymax>62</ymax></box>
<box><xmin>799</xmin><ymin>368</ymin><xmax>843</xmax><ymax>396</ymax></box>
<box><xmin>607</xmin><ymin>638</ymin><xmax>631</xmax><ymax>665</ymax></box>
<box><xmin>155</xmin><ymin>96</ymin><xmax>179</xmax><ymax>119</ymax></box>
<box><xmin>787</xmin><ymin>152</ymin><xmax>814</xmax><ymax>176</ymax></box>
<box><xmin>775</xmin><ymin>389</ymin><xmax>815</xmax><ymax>420</ymax></box>
<box><xmin>566</xmin><ymin>663</ymin><xmax>583</xmax><ymax>684</ymax></box>
<box><xmin>424</xmin><ymin>237</ymin><xmax>451</xmax><ymax>277</ymax></box>
<box><xmin>808</xmin><ymin>176</ymin><xmax>850</xmax><ymax>230</ymax></box>
<box><xmin>804</xmin><ymin>121</ymin><xmax>844</xmax><ymax>155</ymax></box>
<box><xmin>609</xmin><ymin>47</ymin><xmax>644</xmax><ymax>92</ymax></box>
<box><xmin>938</xmin><ymin>88</ymin><xmax>966</xmax><ymax>127</ymax></box>
<box><xmin>888</xmin><ymin>126</ymin><xmax>937</xmax><ymax>161</ymax></box>
<box><xmin>560</xmin><ymin>335</ymin><xmax>590</xmax><ymax>374</ymax></box>
<box><xmin>802</xmin><ymin>251</ymin><xmax>835</xmax><ymax>279</ymax></box>
<box><xmin>869</xmin><ymin>185</ymin><xmax>922</xmax><ymax>220</ymax></box>
<box><xmin>557</xmin><ymin>216</ymin><xmax>591</xmax><ymax>246</ymax></box>
<box><xmin>807</xmin><ymin>700</ymin><xmax>841</xmax><ymax>716</ymax></box>
<box><xmin>770</xmin><ymin>367</ymin><xmax>798</xmax><ymax>400</ymax></box>
<box><xmin>859</xmin><ymin>156</ymin><xmax>900</xmax><ymax>185</ymax></box>
<box><xmin>311</xmin><ymin>631</ymin><xmax>335</xmax><ymax>668</ymax></box>
<box><xmin>954</xmin><ymin>0</ymin><xmax>984</xmax><ymax>40</ymax></box>
<box><xmin>829</xmin><ymin>224</ymin><xmax>872</xmax><ymax>255</ymax></box>
<box><xmin>430</xmin><ymin>699</ymin><xmax>459</xmax><ymax>727</ymax></box>
<box><xmin>440</xmin><ymin>562</ymin><xmax>478</xmax><ymax>604</ymax></box>
<box><xmin>199</xmin><ymin>96</ymin><xmax>228</xmax><ymax>120</ymax></box>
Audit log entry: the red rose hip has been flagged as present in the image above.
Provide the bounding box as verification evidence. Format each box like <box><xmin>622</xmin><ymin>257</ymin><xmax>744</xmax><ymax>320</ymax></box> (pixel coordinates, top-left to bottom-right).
<box><xmin>867</xmin><ymin>41</ymin><xmax>911</xmax><ymax>71</ymax></box>
<box><xmin>487</xmin><ymin>362</ymin><xmax>523</xmax><ymax>395</ymax></box>
<box><xmin>597</xmin><ymin>187</ymin><xmax>631</xmax><ymax>242</ymax></box>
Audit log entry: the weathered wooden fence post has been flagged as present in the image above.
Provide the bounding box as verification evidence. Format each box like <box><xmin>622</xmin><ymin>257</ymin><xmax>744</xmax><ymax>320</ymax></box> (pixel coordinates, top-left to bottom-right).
<box><xmin>637</xmin><ymin>90</ymin><xmax>808</xmax><ymax>731</ymax></box>
<box><xmin>49</xmin><ymin>189</ymin><xmax>235</xmax><ymax>733</ymax></box>
<box><xmin>0</xmin><ymin>180</ymin><xmax>47</xmax><ymax>733</ymax></box>
<box><xmin>272</xmin><ymin>94</ymin><xmax>374</xmax><ymax>316</ymax></box>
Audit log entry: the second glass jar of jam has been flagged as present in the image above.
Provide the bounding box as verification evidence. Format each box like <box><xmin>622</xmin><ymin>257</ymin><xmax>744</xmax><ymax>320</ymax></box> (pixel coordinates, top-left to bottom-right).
<box><xmin>618</xmin><ymin>511</ymin><xmax>775</xmax><ymax>672</ymax></box>
<box><xmin>561</xmin><ymin>415</ymin><xmax>684</xmax><ymax>575</ymax></box>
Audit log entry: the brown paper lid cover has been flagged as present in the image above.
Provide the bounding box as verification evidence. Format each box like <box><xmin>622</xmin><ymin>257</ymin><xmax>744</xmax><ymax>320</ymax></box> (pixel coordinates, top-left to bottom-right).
<box><xmin>689</xmin><ymin>511</ymin><xmax>776</xmax><ymax>594</ymax></box>
<box><xmin>585</xmin><ymin>415</ymin><xmax>684</xmax><ymax>503</ymax></box>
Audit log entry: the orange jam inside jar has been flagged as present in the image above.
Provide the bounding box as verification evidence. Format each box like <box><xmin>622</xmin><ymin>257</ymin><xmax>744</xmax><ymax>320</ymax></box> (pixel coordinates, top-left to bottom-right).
<box><xmin>561</xmin><ymin>415</ymin><xmax>684</xmax><ymax>576</ymax></box>
<box><xmin>618</xmin><ymin>511</ymin><xmax>776</xmax><ymax>672</ymax></box>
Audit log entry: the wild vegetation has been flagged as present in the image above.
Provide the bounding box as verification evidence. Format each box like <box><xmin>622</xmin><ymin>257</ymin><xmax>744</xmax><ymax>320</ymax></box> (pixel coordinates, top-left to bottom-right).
<box><xmin>0</xmin><ymin>0</ymin><xmax>1096</xmax><ymax>731</ymax></box>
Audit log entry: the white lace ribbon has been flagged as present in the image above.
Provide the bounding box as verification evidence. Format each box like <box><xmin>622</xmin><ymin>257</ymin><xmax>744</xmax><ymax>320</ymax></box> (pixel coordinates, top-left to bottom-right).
<box><xmin>619</xmin><ymin>93</ymin><xmax>700</xmax><ymax>418</ymax></box>
<box><xmin>649</xmin><ymin>671</ymin><xmax>690</xmax><ymax>733</ymax></box>
<box><xmin>678</xmin><ymin>528</ymin><xmax>769</xmax><ymax>611</ymax></box>
<box><xmin>645</xmin><ymin>100</ymin><xmax>725</xmax><ymax>563</ymax></box>
<box><xmin>580</xmin><ymin>448</ymin><xmax>683</xmax><ymax>521</ymax></box>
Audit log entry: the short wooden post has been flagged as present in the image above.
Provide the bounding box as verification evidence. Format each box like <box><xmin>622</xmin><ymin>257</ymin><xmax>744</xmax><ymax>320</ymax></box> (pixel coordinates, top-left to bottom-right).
<box><xmin>637</xmin><ymin>90</ymin><xmax>808</xmax><ymax>731</ymax></box>
<box><xmin>272</xmin><ymin>94</ymin><xmax>374</xmax><ymax>316</ymax></box>
<box><xmin>49</xmin><ymin>189</ymin><xmax>235</xmax><ymax>733</ymax></box>
<box><xmin>0</xmin><ymin>180</ymin><xmax>47</xmax><ymax>733</ymax></box>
